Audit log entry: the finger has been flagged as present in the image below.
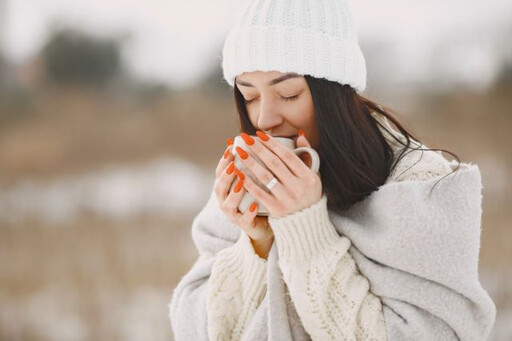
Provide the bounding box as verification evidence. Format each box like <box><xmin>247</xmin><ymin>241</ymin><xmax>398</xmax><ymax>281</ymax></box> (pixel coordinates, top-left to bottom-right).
<box><xmin>238</xmin><ymin>201</ymin><xmax>259</xmax><ymax>231</ymax></box>
<box><xmin>222</xmin><ymin>178</ymin><xmax>246</xmax><ymax>218</ymax></box>
<box><xmin>256</xmin><ymin>131</ymin><xmax>312</xmax><ymax>179</ymax></box>
<box><xmin>214</xmin><ymin>160</ymin><xmax>236</xmax><ymax>202</ymax></box>
<box><xmin>215</xmin><ymin>145</ymin><xmax>234</xmax><ymax>179</ymax></box>
<box><xmin>234</xmin><ymin>145</ymin><xmax>291</xmax><ymax>201</ymax></box>
<box><xmin>295</xmin><ymin>134</ymin><xmax>313</xmax><ymax>166</ymax></box>
<box><xmin>298</xmin><ymin>152</ymin><xmax>312</xmax><ymax>167</ymax></box>
<box><xmin>240</xmin><ymin>132</ymin><xmax>297</xmax><ymax>186</ymax></box>
<box><xmin>240</xmin><ymin>206</ymin><xmax>273</xmax><ymax>242</ymax></box>
<box><xmin>295</xmin><ymin>133</ymin><xmax>311</xmax><ymax>148</ymax></box>
<box><xmin>240</xmin><ymin>169</ymin><xmax>284</xmax><ymax>214</ymax></box>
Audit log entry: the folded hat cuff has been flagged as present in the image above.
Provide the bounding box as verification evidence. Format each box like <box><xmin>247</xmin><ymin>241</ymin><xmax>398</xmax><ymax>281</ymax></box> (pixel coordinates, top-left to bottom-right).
<box><xmin>222</xmin><ymin>25</ymin><xmax>366</xmax><ymax>92</ymax></box>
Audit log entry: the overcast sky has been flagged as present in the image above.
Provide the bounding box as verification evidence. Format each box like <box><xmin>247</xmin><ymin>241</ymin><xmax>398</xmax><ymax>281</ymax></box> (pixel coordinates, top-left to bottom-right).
<box><xmin>2</xmin><ymin>0</ymin><xmax>511</xmax><ymax>90</ymax></box>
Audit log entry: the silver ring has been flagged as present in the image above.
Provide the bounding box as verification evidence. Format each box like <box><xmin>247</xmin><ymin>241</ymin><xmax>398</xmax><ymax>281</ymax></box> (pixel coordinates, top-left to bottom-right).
<box><xmin>265</xmin><ymin>177</ymin><xmax>278</xmax><ymax>191</ymax></box>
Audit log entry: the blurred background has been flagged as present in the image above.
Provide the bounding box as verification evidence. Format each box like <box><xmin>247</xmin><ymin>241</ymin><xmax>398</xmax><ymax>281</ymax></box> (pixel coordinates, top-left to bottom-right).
<box><xmin>0</xmin><ymin>0</ymin><xmax>511</xmax><ymax>340</ymax></box>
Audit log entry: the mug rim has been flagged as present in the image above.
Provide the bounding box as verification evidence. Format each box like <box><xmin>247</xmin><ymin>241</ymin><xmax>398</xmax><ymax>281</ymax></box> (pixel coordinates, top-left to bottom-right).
<box><xmin>233</xmin><ymin>135</ymin><xmax>295</xmax><ymax>149</ymax></box>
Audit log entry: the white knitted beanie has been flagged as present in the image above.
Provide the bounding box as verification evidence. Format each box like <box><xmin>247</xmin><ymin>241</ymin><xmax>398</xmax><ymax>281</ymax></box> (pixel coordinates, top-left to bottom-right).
<box><xmin>221</xmin><ymin>0</ymin><xmax>367</xmax><ymax>92</ymax></box>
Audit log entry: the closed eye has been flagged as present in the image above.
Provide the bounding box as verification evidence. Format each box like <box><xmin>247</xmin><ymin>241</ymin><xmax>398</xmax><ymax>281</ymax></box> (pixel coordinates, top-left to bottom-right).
<box><xmin>281</xmin><ymin>95</ymin><xmax>299</xmax><ymax>102</ymax></box>
<box><xmin>244</xmin><ymin>95</ymin><xmax>299</xmax><ymax>104</ymax></box>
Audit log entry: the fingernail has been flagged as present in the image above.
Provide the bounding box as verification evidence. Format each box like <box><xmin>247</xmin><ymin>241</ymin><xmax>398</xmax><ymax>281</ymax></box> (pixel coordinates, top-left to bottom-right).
<box><xmin>223</xmin><ymin>147</ymin><xmax>230</xmax><ymax>159</ymax></box>
<box><xmin>234</xmin><ymin>168</ymin><xmax>245</xmax><ymax>180</ymax></box>
<box><xmin>235</xmin><ymin>146</ymin><xmax>249</xmax><ymax>160</ymax></box>
<box><xmin>226</xmin><ymin>161</ymin><xmax>235</xmax><ymax>175</ymax></box>
<box><xmin>234</xmin><ymin>180</ymin><xmax>244</xmax><ymax>193</ymax></box>
<box><xmin>249</xmin><ymin>202</ymin><xmax>258</xmax><ymax>212</ymax></box>
<box><xmin>227</xmin><ymin>137</ymin><xmax>234</xmax><ymax>146</ymax></box>
<box><xmin>256</xmin><ymin>130</ymin><xmax>269</xmax><ymax>142</ymax></box>
<box><xmin>298</xmin><ymin>129</ymin><xmax>305</xmax><ymax>137</ymax></box>
<box><xmin>240</xmin><ymin>132</ymin><xmax>255</xmax><ymax>146</ymax></box>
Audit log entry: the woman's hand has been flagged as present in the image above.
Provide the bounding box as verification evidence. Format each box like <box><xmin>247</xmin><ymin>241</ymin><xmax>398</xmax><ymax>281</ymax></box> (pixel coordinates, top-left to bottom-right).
<box><xmin>214</xmin><ymin>140</ymin><xmax>274</xmax><ymax>257</ymax></box>
<box><xmin>235</xmin><ymin>131</ymin><xmax>322</xmax><ymax>218</ymax></box>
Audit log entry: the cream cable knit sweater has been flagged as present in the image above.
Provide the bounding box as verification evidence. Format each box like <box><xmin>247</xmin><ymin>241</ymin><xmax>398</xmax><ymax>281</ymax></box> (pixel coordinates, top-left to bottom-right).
<box><xmin>207</xmin><ymin>193</ymin><xmax>390</xmax><ymax>341</ymax></box>
<box><xmin>204</xmin><ymin>116</ymin><xmax>454</xmax><ymax>340</ymax></box>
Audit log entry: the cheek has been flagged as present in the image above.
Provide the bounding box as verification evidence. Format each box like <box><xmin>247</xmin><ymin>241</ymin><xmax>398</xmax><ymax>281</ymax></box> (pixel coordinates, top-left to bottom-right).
<box><xmin>245</xmin><ymin>98</ymin><xmax>315</xmax><ymax>128</ymax></box>
<box><xmin>294</xmin><ymin>99</ymin><xmax>316</xmax><ymax>128</ymax></box>
<box><xmin>293</xmin><ymin>110</ymin><xmax>312</xmax><ymax>128</ymax></box>
<box><xmin>247</xmin><ymin>109</ymin><xmax>259</xmax><ymax>126</ymax></box>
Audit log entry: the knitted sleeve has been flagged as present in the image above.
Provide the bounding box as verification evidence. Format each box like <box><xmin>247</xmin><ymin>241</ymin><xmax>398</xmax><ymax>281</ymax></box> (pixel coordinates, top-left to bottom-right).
<box><xmin>206</xmin><ymin>230</ymin><xmax>267</xmax><ymax>340</ymax></box>
<box><xmin>269</xmin><ymin>195</ymin><xmax>387</xmax><ymax>341</ymax></box>
<box><xmin>169</xmin><ymin>190</ymin><xmax>267</xmax><ymax>341</ymax></box>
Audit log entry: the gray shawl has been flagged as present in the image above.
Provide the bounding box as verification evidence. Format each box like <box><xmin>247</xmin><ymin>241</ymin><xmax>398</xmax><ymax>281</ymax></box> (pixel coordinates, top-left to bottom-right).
<box><xmin>169</xmin><ymin>162</ymin><xmax>496</xmax><ymax>340</ymax></box>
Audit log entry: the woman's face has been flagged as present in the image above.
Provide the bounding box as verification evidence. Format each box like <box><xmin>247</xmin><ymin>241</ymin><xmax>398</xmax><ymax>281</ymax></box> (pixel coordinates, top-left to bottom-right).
<box><xmin>235</xmin><ymin>71</ymin><xmax>318</xmax><ymax>148</ymax></box>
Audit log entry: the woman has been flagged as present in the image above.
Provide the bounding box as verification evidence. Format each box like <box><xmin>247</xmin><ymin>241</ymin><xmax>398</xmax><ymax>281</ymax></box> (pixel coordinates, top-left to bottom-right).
<box><xmin>169</xmin><ymin>0</ymin><xmax>496</xmax><ymax>340</ymax></box>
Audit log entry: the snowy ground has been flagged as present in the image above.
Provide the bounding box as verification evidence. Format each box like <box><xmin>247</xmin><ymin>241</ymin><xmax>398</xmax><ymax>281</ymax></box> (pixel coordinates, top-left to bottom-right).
<box><xmin>0</xmin><ymin>156</ymin><xmax>214</xmax><ymax>225</ymax></box>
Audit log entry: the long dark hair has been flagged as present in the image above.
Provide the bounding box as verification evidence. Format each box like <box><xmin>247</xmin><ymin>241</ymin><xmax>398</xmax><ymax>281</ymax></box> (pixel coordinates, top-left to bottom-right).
<box><xmin>233</xmin><ymin>76</ymin><xmax>461</xmax><ymax>214</ymax></box>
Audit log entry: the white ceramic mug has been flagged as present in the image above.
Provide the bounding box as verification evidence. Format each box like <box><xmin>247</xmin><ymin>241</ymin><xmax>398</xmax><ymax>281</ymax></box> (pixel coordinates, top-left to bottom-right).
<box><xmin>228</xmin><ymin>135</ymin><xmax>320</xmax><ymax>216</ymax></box>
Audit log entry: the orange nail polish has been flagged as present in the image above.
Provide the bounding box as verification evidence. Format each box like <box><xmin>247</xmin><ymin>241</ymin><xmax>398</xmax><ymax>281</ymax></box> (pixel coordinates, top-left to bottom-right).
<box><xmin>234</xmin><ymin>180</ymin><xmax>244</xmax><ymax>193</ymax></box>
<box><xmin>240</xmin><ymin>132</ymin><xmax>255</xmax><ymax>146</ymax></box>
<box><xmin>249</xmin><ymin>202</ymin><xmax>258</xmax><ymax>212</ymax></box>
<box><xmin>226</xmin><ymin>161</ymin><xmax>235</xmax><ymax>174</ymax></box>
<box><xmin>223</xmin><ymin>148</ymin><xmax>230</xmax><ymax>159</ymax></box>
<box><xmin>298</xmin><ymin>129</ymin><xmax>305</xmax><ymax>137</ymax></box>
<box><xmin>227</xmin><ymin>138</ymin><xmax>234</xmax><ymax>146</ymax></box>
<box><xmin>234</xmin><ymin>168</ymin><xmax>245</xmax><ymax>180</ymax></box>
<box><xmin>235</xmin><ymin>146</ymin><xmax>249</xmax><ymax>160</ymax></box>
<box><xmin>256</xmin><ymin>130</ymin><xmax>269</xmax><ymax>142</ymax></box>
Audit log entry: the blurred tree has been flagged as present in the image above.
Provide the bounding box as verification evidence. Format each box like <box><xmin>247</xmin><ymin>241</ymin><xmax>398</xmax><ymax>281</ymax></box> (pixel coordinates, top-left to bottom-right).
<box><xmin>0</xmin><ymin>53</ymin><xmax>6</xmax><ymax>85</ymax></box>
<box><xmin>497</xmin><ymin>57</ymin><xmax>512</xmax><ymax>85</ymax></box>
<box><xmin>200</xmin><ymin>62</ymin><xmax>230</xmax><ymax>93</ymax></box>
<box><xmin>199</xmin><ymin>45</ymin><xmax>231</xmax><ymax>93</ymax></box>
<box><xmin>42</xmin><ymin>29</ymin><xmax>121</xmax><ymax>84</ymax></box>
<box><xmin>495</xmin><ymin>26</ymin><xmax>512</xmax><ymax>87</ymax></box>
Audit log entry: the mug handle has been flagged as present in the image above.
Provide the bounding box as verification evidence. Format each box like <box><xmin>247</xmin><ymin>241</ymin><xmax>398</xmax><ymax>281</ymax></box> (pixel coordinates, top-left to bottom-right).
<box><xmin>293</xmin><ymin>147</ymin><xmax>320</xmax><ymax>173</ymax></box>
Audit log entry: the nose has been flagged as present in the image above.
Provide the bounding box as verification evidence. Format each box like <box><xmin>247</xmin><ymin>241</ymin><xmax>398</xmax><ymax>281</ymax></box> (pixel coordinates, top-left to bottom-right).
<box><xmin>256</xmin><ymin>98</ymin><xmax>284</xmax><ymax>131</ymax></box>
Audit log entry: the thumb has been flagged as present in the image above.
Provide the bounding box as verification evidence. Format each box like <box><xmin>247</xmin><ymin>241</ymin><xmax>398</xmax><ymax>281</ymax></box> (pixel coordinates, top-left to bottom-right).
<box><xmin>295</xmin><ymin>130</ymin><xmax>311</xmax><ymax>148</ymax></box>
<box><xmin>295</xmin><ymin>130</ymin><xmax>313</xmax><ymax>166</ymax></box>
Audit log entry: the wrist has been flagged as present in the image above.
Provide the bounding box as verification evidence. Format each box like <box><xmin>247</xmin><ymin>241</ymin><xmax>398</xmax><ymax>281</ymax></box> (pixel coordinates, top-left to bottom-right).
<box><xmin>250</xmin><ymin>233</ymin><xmax>274</xmax><ymax>260</ymax></box>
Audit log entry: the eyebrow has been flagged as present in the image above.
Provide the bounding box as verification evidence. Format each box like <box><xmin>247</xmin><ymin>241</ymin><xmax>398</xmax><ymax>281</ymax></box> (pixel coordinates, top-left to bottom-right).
<box><xmin>235</xmin><ymin>73</ymin><xmax>301</xmax><ymax>87</ymax></box>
